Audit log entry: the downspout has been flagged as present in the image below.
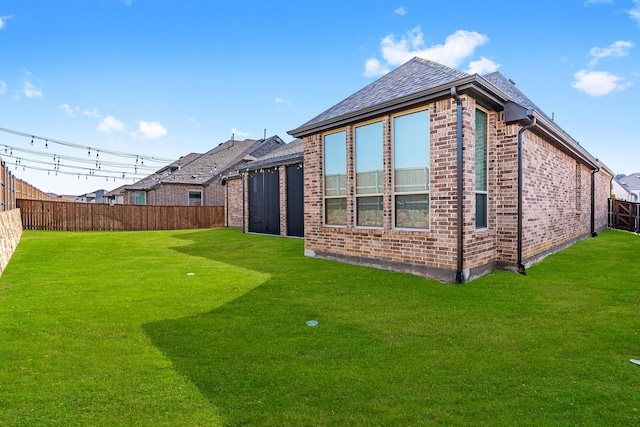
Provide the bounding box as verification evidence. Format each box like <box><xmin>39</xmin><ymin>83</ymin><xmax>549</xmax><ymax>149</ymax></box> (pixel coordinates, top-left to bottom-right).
<box><xmin>241</xmin><ymin>172</ymin><xmax>246</xmax><ymax>233</ymax></box>
<box><xmin>517</xmin><ymin>116</ymin><xmax>536</xmax><ymax>275</ymax></box>
<box><xmin>451</xmin><ymin>87</ymin><xmax>465</xmax><ymax>284</ymax></box>
<box><xmin>591</xmin><ymin>167</ymin><xmax>599</xmax><ymax>237</ymax></box>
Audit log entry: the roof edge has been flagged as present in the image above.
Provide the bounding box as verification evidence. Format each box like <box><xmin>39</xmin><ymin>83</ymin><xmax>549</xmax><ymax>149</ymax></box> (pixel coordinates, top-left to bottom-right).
<box><xmin>288</xmin><ymin>75</ymin><xmax>500</xmax><ymax>138</ymax></box>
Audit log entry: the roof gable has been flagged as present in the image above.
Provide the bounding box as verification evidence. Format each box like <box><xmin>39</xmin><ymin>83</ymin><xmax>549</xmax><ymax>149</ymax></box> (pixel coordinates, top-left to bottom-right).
<box><xmin>296</xmin><ymin>57</ymin><xmax>470</xmax><ymax>131</ymax></box>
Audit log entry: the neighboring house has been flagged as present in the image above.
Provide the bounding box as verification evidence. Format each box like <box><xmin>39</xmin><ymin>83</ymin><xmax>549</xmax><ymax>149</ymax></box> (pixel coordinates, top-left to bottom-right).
<box><xmin>611</xmin><ymin>176</ymin><xmax>637</xmax><ymax>202</ymax></box>
<box><xmin>616</xmin><ymin>173</ymin><xmax>640</xmax><ymax>202</ymax></box>
<box><xmin>76</xmin><ymin>189</ymin><xmax>107</xmax><ymax>203</ymax></box>
<box><xmin>104</xmin><ymin>185</ymin><xmax>127</xmax><ymax>205</ymax></box>
<box><xmin>288</xmin><ymin>57</ymin><xmax>613</xmax><ymax>283</ymax></box>
<box><xmin>222</xmin><ymin>139</ymin><xmax>304</xmax><ymax>237</ymax></box>
<box><xmin>123</xmin><ymin>136</ymin><xmax>286</xmax><ymax>206</ymax></box>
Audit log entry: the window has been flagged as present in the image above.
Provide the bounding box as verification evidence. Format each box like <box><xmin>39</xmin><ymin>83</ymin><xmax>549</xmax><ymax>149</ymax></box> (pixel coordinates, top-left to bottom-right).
<box><xmin>393</xmin><ymin>109</ymin><xmax>429</xmax><ymax>229</ymax></box>
<box><xmin>575</xmin><ymin>163</ymin><xmax>581</xmax><ymax>211</ymax></box>
<box><xmin>134</xmin><ymin>191</ymin><xmax>146</xmax><ymax>205</ymax></box>
<box><xmin>189</xmin><ymin>190</ymin><xmax>202</xmax><ymax>206</ymax></box>
<box><xmin>323</xmin><ymin>130</ymin><xmax>347</xmax><ymax>225</ymax></box>
<box><xmin>355</xmin><ymin>121</ymin><xmax>383</xmax><ymax>227</ymax></box>
<box><xmin>475</xmin><ymin>109</ymin><xmax>488</xmax><ymax>228</ymax></box>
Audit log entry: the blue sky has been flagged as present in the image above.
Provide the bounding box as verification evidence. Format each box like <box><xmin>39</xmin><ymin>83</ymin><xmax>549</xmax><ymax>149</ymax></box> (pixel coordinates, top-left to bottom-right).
<box><xmin>1</xmin><ymin>0</ymin><xmax>639</xmax><ymax>195</ymax></box>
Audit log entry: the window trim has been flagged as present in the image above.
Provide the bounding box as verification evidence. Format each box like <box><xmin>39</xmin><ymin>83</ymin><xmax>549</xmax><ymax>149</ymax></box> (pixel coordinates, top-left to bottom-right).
<box><xmin>188</xmin><ymin>189</ymin><xmax>203</xmax><ymax>206</ymax></box>
<box><xmin>322</xmin><ymin>128</ymin><xmax>348</xmax><ymax>227</ymax></box>
<box><xmin>391</xmin><ymin>106</ymin><xmax>431</xmax><ymax>231</ymax></box>
<box><xmin>475</xmin><ymin>107</ymin><xmax>489</xmax><ymax>229</ymax></box>
<box><xmin>134</xmin><ymin>191</ymin><xmax>147</xmax><ymax>205</ymax></box>
<box><xmin>575</xmin><ymin>162</ymin><xmax>581</xmax><ymax>212</ymax></box>
<box><xmin>354</xmin><ymin>119</ymin><xmax>384</xmax><ymax>229</ymax></box>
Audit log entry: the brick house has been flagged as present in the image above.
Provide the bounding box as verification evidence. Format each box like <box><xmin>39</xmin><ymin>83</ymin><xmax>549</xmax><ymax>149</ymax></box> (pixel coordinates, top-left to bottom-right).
<box><xmin>122</xmin><ymin>136</ymin><xmax>285</xmax><ymax>206</ymax></box>
<box><xmin>616</xmin><ymin>173</ymin><xmax>640</xmax><ymax>202</ymax></box>
<box><xmin>288</xmin><ymin>57</ymin><xmax>613</xmax><ymax>283</ymax></box>
<box><xmin>222</xmin><ymin>139</ymin><xmax>304</xmax><ymax>237</ymax></box>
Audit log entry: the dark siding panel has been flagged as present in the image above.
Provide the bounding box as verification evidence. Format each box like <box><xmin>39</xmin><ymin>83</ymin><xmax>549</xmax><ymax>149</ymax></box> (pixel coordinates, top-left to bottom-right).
<box><xmin>248</xmin><ymin>170</ymin><xmax>280</xmax><ymax>235</ymax></box>
<box><xmin>286</xmin><ymin>165</ymin><xmax>304</xmax><ymax>237</ymax></box>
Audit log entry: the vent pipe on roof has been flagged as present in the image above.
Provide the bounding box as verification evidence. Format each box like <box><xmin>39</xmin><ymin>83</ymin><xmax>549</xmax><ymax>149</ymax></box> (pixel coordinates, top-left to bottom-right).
<box><xmin>451</xmin><ymin>87</ymin><xmax>467</xmax><ymax>284</ymax></box>
<box><xmin>517</xmin><ymin>115</ymin><xmax>537</xmax><ymax>275</ymax></box>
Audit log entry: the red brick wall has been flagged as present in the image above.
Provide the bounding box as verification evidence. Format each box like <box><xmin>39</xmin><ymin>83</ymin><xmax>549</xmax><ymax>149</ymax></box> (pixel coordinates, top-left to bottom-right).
<box><xmin>302</xmin><ymin>93</ymin><xmax>612</xmax><ymax>282</ymax></box>
<box><xmin>303</xmin><ymin>98</ymin><xmax>462</xmax><ymax>279</ymax></box>
<box><xmin>225</xmin><ymin>177</ymin><xmax>243</xmax><ymax>227</ymax></box>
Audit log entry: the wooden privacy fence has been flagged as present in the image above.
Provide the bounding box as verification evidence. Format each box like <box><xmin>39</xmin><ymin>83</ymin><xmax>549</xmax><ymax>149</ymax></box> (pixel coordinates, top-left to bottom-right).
<box><xmin>609</xmin><ymin>199</ymin><xmax>640</xmax><ymax>233</ymax></box>
<box><xmin>1</xmin><ymin>156</ymin><xmax>60</xmax><ymax>212</ymax></box>
<box><xmin>17</xmin><ymin>199</ymin><xmax>225</xmax><ymax>231</ymax></box>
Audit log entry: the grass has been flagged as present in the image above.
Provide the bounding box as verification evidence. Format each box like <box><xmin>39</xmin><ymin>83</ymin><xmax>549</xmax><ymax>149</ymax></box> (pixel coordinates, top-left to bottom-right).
<box><xmin>0</xmin><ymin>228</ymin><xmax>639</xmax><ymax>426</ymax></box>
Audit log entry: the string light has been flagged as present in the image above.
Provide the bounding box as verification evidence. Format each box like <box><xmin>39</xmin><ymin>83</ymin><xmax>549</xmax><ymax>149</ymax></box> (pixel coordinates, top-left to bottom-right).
<box><xmin>0</xmin><ymin>126</ymin><xmax>180</xmax><ymax>187</ymax></box>
<box><xmin>0</xmin><ymin>126</ymin><xmax>174</xmax><ymax>162</ymax></box>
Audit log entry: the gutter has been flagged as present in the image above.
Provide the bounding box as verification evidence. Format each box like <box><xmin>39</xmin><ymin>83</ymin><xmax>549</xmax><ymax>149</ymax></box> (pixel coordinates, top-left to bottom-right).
<box><xmin>451</xmin><ymin>87</ymin><xmax>466</xmax><ymax>284</ymax></box>
<box><xmin>517</xmin><ymin>115</ymin><xmax>537</xmax><ymax>275</ymax></box>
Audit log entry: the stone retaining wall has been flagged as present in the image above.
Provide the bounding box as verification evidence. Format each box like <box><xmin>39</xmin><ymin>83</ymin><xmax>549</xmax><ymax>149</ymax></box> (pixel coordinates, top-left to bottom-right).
<box><xmin>0</xmin><ymin>209</ymin><xmax>22</xmax><ymax>276</ymax></box>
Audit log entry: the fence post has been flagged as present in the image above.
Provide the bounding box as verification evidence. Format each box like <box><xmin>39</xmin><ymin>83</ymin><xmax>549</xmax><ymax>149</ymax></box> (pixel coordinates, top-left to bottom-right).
<box><xmin>1</xmin><ymin>158</ymin><xmax>4</xmax><ymax>212</ymax></box>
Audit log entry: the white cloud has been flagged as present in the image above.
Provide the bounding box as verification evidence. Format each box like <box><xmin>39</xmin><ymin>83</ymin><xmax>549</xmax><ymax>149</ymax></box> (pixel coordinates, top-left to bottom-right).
<box><xmin>0</xmin><ymin>81</ymin><xmax>6</xmax><ymax>95</ymax></box>
<box><xmin>21</xmin><ymin>70</ymin><xmax>43</xmax><ymax>98</ymax></box>
<box><xmin>584</xmin><ymin>0</ymin><xmax>612</xmax><ymax>4</ymax></box>
<box><xmin>122</xmin><ymin>0</ymin><xmax>133</xmax><ymax>5</ymax></box>
<box><xmin>364</xmin><ymin>58</ymin><xmax>390</xmax><ymax>77</ymax></box>
<box><xmin>365</xmin><ymin>27</ymin><xmax>490</xmax><ymax>77</ymax></box>
<box><xmin>589</xmin><ymin>40</ymin><xmax>634</xmax><ymax>65</ymax></box>
<box><xmin>275</xmin><ymin>97</ymin><xmax>292</xmax><ymax>107</ymax></box>
<box><xmin>394</xmin><ymin>6</ymin><xmax>406</xmax><ymax>16</ymax></box>
<box><xmin>60</xmin><ymin>103</ymin><xmax>80</xmax><ymax>116</ymax></box>
<box><xmin>0</xmin><ymin>15</ymin><xmax>12</xmax><ymax>29</ymax></box>
<box><xmin>98</xmin><ymin>115</ymin><xmax>126</xmax><ymax>133</ymax></box>
<box><xmin>83</xmin><ymin>109</ymin><xmax>103</xmax><ymax>118</ymax></box>
<box><xmin>572</xmin><ymin>70</ymin><xmax>632</xmax><ymax>96</ymax></box>
<box><xmin>231</xmin><ymin>127</ymin><xmax>250</xmax><ymax>138</ymax></box>
<box><xmin>136</xmin><ymin>120</ymin><xmax>167</xmax><ymax>138</ymax></box>
<box><xmin>23</xmin><ymin>81</ymin><xmax>42</xmax><ymax>98</ymax></box>
<box><xmin>467</xmin><ymin>57</ymin><xmax>500</xmax><ymax>74</ymax></box>
<box><xmin>630</xmin><ymin>0</ymin><xmax>640</xmax><ymax>24</ymax></box>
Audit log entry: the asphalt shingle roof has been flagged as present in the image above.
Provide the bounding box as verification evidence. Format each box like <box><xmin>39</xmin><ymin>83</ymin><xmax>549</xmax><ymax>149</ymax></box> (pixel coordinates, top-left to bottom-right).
<box><xmin>618</xmin><ymin>173</ymin><xmax>640</xmax><ymax>191</ymax></box>
<box><xmin>298</xmin><ymin>57</ymin><xmax>470</xmax><ymax>129</ymax></box>
<box><xmin>126</xmin><ymin>136</ymin><xmax>286</xmax><ymax>189</ymax></box>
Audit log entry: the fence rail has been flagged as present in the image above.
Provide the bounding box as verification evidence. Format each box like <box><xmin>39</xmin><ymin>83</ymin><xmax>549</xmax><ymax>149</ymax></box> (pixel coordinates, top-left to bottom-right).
<box><xmin>17</xmin><ymin>199</ymin><xmax>225</xmax><ymax>231</ymax></box>
<box><xmin>1</xmin><ymin>156</ymin><xmax>60</xmax><ymax>212</ymax></box>
<box><xmin>609</xmin><ymin>199</ymin><xmax>640</xmax><ymax>233</ymax></box>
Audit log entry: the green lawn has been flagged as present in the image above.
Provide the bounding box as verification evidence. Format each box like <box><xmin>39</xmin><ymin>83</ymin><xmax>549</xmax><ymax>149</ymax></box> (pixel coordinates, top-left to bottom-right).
<box><xmin>0</xmin><ymin>228</ymin><xmax>639</xmax><ymax>426</ymax></box>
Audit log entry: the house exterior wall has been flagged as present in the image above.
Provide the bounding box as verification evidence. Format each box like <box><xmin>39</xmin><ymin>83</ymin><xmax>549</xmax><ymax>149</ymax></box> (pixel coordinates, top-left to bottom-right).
<box><xmin>225</xmin><ymin>177</ymin><xmax>243</xmax><ymax>228</ymax></box>
<box><xmin>123</xmin><ymin>183</ymin><xmax>226</xmax><ymax>206</ymax></box>
<box><xmin>302</xmin><ymin>93</ymin><xmax>612</xmax><ymax>282</ymax></box>
<box><xmin>303</xmin><ymin>98</ymin><xmax>463</xmax><ymax>281</ymax></box>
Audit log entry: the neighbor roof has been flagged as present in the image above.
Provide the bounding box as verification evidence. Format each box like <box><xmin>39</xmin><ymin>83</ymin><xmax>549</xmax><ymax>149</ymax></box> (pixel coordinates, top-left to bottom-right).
<box><xmin>618</xmin><ymin>173</ymin><xmax>640</xmax><ymax>191</ymax></box>
<box><xmin>126</xmin><ymin>136</ymin><xmax>287</xmax><ymax>190</ymax></box>
<box><xmin>238</xmin><ymin>139</ymin><xmax>304</xmax><ymax>171</ymax></box>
